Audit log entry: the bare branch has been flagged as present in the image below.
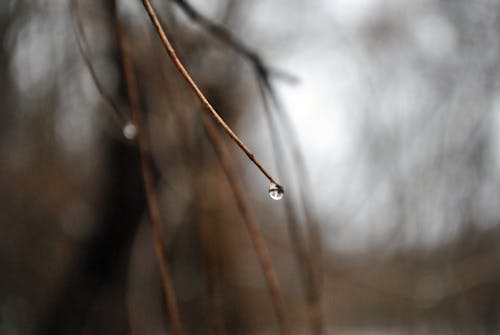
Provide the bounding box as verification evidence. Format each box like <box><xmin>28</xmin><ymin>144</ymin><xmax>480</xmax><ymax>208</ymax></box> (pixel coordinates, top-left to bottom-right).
<box><xmin>141</xmin><ymin>0</ymin><xmax>283</xmax><ymax>189</ymax></box>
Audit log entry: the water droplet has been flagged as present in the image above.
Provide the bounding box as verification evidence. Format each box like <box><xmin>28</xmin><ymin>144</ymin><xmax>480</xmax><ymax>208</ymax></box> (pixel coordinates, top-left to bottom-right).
<box><xmin>123</xmin><ymin>122</ymin><xmax>137</xmax><ymax>140</ymax></box>
<box><xmin>268</xmin><ymin>183</ymin><xmax>284</xmax><ymax>200</ymax></box>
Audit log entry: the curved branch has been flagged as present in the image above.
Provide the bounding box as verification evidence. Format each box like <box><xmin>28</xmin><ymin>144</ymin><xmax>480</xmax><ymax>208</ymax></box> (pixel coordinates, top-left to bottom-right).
<box><xmin>141</xmin><ymin>0</ymin><xmax>283</xmax><ymax>189</ymax></box>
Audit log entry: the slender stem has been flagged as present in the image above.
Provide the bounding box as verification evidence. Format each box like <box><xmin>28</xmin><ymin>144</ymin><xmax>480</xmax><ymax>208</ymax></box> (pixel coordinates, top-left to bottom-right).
<box><xmin>161</xmin><ymin>1</ymin><xmax>325</xmax><ymax>329</ymax></box>
<box><xmin>114</xmin><ymin>10</ymin><xmax>183</xmax><ymax>335</ymax></box>
<box><xmin>167</xmin><ymin>3</ymin><xmax>324</xmax><ymax>313</ymax></box>
<box><xmin>140</xmin><ymin>0</ymin><xmax>282</xmax><ymax>188</ymax></box>
<box><xmin>201</xmin><ymin>114</ymin><xmax>291</xmax><ymax>335</ymax></box>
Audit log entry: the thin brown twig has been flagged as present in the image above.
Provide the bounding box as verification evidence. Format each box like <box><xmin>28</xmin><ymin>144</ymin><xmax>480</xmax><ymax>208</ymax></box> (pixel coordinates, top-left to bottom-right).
<box><xmin>166</xmin><ymin>3</ymin><xmax>325</xmax><ymax>328</ymax></box>
<box><xmin>167</xmin><ymin>0</ymin><xmax>326</xmax><ymax>329</ymax></box>
<box><xmin>200</xmin><ymin>113</ymin><xmax>291</xmax><ymax>335</ymax></box>
<box><xmin>140</xmin><ymin>0</ymin><xmax>282</xmax><ymax>189</ymax></box>
<box><xmin>168</xmin><ymin>0</ymin><xmax>321</xmax><ymax>273</ymax></box>
<box><xmin>169</xmin><ymin>0</ymin><xmax>323</xmax><ymax>278</ymax></box>
<box><xmin>113</xmin><ymin>8</ymin><xmax>183</xmax><ymax>335</ymax></box>
<box><xmin>70</xmin><ymin>0</ymin><xmax>127</xmax><ymax>127</ymax></box>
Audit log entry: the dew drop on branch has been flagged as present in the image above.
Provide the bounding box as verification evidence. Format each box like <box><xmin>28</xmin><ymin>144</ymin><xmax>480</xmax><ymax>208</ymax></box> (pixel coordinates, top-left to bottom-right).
<box><xmin>122</xmin><ymin>122</ymin><xmax>137</xmax><ymax>140</ymax></box>
<box><xmin>268</xmin><ymin>183</ymin><xmax>284</xmax><ymax>200</ymax></box>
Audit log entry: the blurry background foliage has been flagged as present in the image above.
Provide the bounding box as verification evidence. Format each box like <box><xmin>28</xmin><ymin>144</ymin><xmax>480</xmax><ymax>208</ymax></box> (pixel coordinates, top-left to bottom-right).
<box><xmin>0</xmin><ymin>0</ymin><xmax>499</xmax><ymax>334</ymax></box>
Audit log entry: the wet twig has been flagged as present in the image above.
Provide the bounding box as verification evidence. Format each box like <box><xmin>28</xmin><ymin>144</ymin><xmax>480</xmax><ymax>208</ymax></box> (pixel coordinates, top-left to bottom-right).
<box><xmin>141</xmin><ymin>0</ymin><xmax>282</xmax><ymax>189</ymax></box>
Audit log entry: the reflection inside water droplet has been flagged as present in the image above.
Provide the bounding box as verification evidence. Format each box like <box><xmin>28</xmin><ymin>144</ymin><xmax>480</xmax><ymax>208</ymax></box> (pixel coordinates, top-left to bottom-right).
<box><xmin>122</xmin><ymin>122</ymin><xmax>137</xmax><ymax>140</ymax></box>
<box><xmin>268</xmin><ymin>183</ymin><xmax>284</xmax><ymax>200</ymax></box>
